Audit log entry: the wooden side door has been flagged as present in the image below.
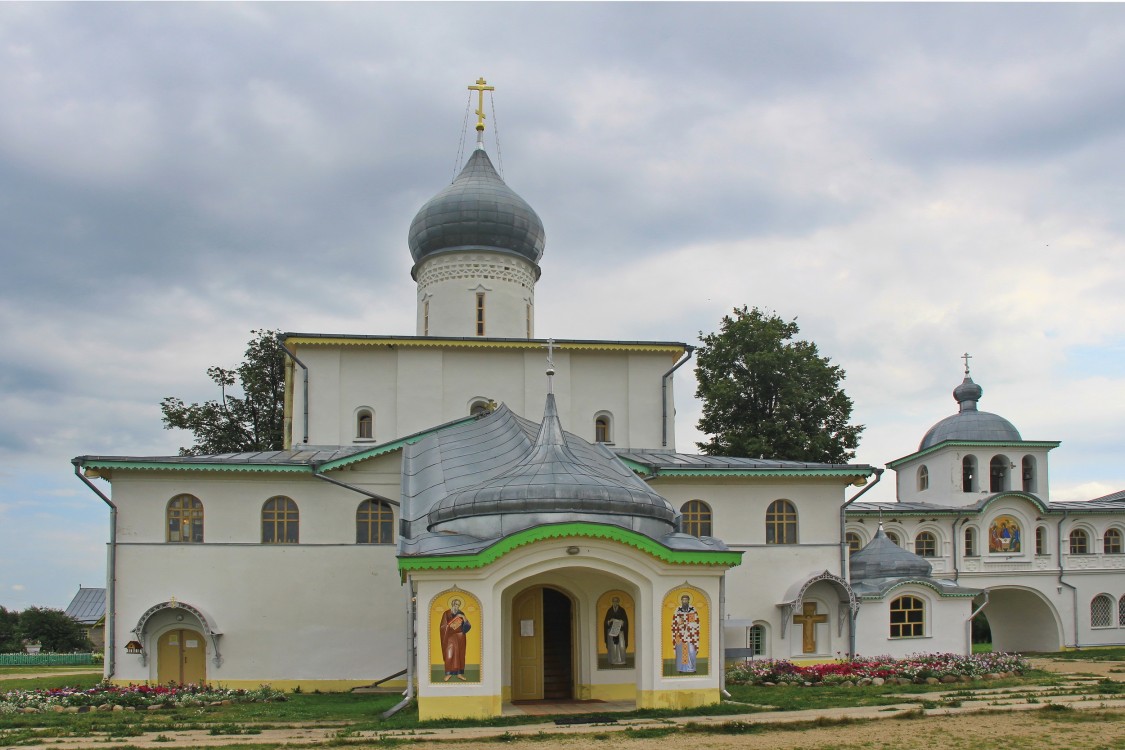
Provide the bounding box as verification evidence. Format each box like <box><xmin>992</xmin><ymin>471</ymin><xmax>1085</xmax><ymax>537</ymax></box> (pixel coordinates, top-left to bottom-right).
<box><xmin>156</xmin><ymin>628</ymin><xmax>207</xmax><ymax>684</ymax></box>
<box><xmin>511</xmin><ymin>587</ymin><xmax>543</xmax><ymax>701</ymax></box>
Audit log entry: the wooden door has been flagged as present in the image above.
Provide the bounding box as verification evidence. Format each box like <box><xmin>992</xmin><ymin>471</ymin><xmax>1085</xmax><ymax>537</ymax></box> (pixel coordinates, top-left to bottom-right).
<box><xmin>511</xmin><ymin>588</ymin><xmax>543</xmax><ymax>700</ymax></box>
<box><xmin>156</xmin><ymin>628</ymin><xmax>206</xmax><ymax>684</ymax></box>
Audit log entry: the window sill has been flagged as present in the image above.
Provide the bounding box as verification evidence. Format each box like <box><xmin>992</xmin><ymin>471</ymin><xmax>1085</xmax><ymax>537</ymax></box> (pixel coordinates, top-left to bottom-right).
<box><xmin>353</xmin><ymin>438</ymin><xmax>378</xmax><ymax>443</ymax></box>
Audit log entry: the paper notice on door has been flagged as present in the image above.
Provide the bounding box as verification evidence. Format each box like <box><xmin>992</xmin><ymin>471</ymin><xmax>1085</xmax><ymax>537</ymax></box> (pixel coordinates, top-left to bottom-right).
<box><xmin>520</xmin><ymin>619</ymin><xmax>534</xmax><ymax>637</ymax></box>
<box><xmin>185</xmin><ymin>640</ymin><xmax>199</xmax><ymax>648</ymax></box>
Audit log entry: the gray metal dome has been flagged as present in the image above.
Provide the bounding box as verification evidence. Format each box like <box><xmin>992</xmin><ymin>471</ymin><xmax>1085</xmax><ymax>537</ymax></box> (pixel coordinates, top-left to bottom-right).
<box><xmin>849</xmin><ymin>527</ymin><xmax>932</xmax><ymax>580</ymax></box>
<box><xmin>408</xmin><ymin>148</ymin><xmax>546</xmax><ymax>269</ymax></box>
<box><xmin>427</xmin><ymin>393</ymin><xmax>675</xmax><ymax>538</ymax></box>
<box><xmin>919</xmin><ymin>375</ymin><xmax>1021</xmax><ymax>450</ymax></box>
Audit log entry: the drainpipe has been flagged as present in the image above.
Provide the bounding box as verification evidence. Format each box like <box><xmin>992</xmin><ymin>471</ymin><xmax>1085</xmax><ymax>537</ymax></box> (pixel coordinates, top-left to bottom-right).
<box><xmin>1056</xmin><ymin>510</ymin><xmax>1080</xmax><ymax>648</ymax></box>
<box><xmin>661</xmin><ymin>346</ymin><xmax>694</xmax><ymax>448</ymax></box>
<box><xmin>278</xmin><ymin>338</ymin><xmax>309</xmax><ymax>445</ymax></box>
<box><xmin>965</xmin><ymin>591</ymin><xmax>989</xmax><ymax>656</ymax></box>
<box><xmin>73</xmin><ymin>460</ymin><xmax>116</xmax><ymax>681</ymax></box>
<box><xmin>952</xmin><ymin>515</ymin><xmax>967</xmax><ymax>584</ymax></box>
<box><xmin>839</xmin><ymin>469</ymin><xmax>883</xmax><ymax>578</ymax></box>
<box><xmin>840</xmin><ymin>468</ymin><xmax>881</xmax><ymax>660</ymax></box>
<box><xmin>312</xmin><ymin>470</ymin><xmax>400</xmax><ymax>507</ymax></box>
<box><xmin>719</xmin><ymin>575</ymin><xmax>730</xmax><ymax>698</ymax></box>
<box><xmin>381</xmin><ymin>574</ymin><xmax>416</xmax><ymax>718</ymax></box>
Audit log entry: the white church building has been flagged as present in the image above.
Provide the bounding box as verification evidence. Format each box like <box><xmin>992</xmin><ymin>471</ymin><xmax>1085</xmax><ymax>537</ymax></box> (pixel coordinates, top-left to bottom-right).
<box><xmin>74</xmin><ymin>83</ymin><xmax>1125</xmax><ymax>720</ymax></box>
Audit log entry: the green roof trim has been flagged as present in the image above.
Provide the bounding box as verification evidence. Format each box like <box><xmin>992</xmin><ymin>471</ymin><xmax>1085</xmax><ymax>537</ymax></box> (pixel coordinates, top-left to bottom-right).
<box><xmin>651</xmin><ymin>468</ymin><xmax>871</xmax><ymax>479</ymax></box>
<box><xmin>80</xmin><ymin>460</ymin><xmax>311</xmax><ymax>474</ymax></box>
<box><xmin>617</xmin><ymin>457</ymin><xmax>654</xmax><ymax>477</ymax></box>
<box><xmin>857</xmin><ymin>579</ymin><xmax>979</xmax><ymax>600</ymax></box>
<box><xmin>314</xmin><ymin>416</ymin><xmax>477</xmax><ymax>471</ymax></box>
<box><xmin>887</xmin><ymin>440</ymin><xmax>1061</xmax><ymax>468</ymax></box>
<box><xmin>397</xmin><ymin>523</ymin><xmax>743</xmax><ymax>572</ymax></box>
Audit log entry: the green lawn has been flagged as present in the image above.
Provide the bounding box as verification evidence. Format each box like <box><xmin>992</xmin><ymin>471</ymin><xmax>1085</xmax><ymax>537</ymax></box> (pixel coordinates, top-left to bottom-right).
<box><xmin>1027</xmin><ymin>646</ymin><xmax>1125</xmax><ymax>661</ymax></box>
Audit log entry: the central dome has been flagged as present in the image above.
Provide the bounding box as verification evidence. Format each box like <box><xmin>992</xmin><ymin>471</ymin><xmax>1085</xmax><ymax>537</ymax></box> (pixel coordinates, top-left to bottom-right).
<box><xmin>408</xmin><ymin>148</ymin><xmax>546</xmax><ymax>269</ymax></box>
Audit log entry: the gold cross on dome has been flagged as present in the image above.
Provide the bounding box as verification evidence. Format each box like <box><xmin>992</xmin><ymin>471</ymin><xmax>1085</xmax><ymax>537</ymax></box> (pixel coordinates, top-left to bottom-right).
<box><xmin>468</xmin><ymin>77</ymin><xmax>495</xmax><ymax>132</ymax></box>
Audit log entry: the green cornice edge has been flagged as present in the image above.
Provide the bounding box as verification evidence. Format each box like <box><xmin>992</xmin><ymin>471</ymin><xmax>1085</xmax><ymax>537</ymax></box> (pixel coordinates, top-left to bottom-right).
<box><xmin>397</xmin><ymin>522</ymin><xmax>743</xmax><ymax>572</ymax></box>
<box><xmin>887</xmin><ymin>441</ymin><xmax>1061</xmax><ymax>468</ymax></box>
<box><xmin>653</xmin><ymin>468</ymin><xmax>872</xmax><ymax>479</ymax></box>
<box><xmin>314</xmin><ymin>417</ymin><xmax>477</xmax><ymax>471</ymax></box>
<box><xmin>857</xmin><ymin>579</ymin><xmax>980</xmax><ymax>600</ymax></box>
<box><xmin>79</xmin><ymin>460</ymin><xmax>310</xmax><ymax>474</ymax></box>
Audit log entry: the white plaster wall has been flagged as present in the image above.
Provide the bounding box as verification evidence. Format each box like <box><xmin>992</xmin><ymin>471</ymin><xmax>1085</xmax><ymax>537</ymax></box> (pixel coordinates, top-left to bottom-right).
<box><xmin>289</xmin><ymin>344</ymin><xmax>681</xmax><ymax>450</ymax></box>
<box><xmin>853</xmin><ymin>586</ymin><xmax>974</xmax><ymax>658</ymax></box>
<box><xmin>894</xmin><ymin>447</ymin><xmax>1054</xmax><ymax>507</ymax></box>
<box><xmin>112</xmin><ymin>544</ymin><xmax>405</xmax><ymax>683</ymax></box>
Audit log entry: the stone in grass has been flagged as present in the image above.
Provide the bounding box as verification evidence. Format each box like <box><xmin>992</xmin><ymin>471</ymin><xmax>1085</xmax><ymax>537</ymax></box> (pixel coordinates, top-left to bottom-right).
<box><xmin>64</xmin><ymin>706</ymin><xmax>80</xmax><ymax>713</ymax></box>
<box><xmin>984</xmin><ymin>673</ymin><xmax>1001</xmax><ymax>680</ymax></box>
<box><xmin>871</xmin><ymin>677</ymin><xmax>884</xmax><ymax>686</ymax></box>
<box><xmin>924</xmin><ymin>677</ymin><xmax>940</xmax><ymax>685</ymax></box>
<box><xmin>147</xmin><ymin>704</ymin><xmax>164</xmax><ymax>711</ymax></box>
<box><xmin>941</xmin><ymin>675</ymin><xmax>959</xmax><ymax>684</ymax></box>
<box><xmin>840</xmin><ymin>680</ymin><xmax>855</xmax><ymax>688</ymax></box>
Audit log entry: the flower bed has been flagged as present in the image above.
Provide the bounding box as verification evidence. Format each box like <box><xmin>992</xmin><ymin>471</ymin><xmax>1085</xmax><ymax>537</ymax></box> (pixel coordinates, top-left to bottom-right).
<box><xmin>726</xmin><ymin>652</ymin><xmax>1030</xmax><ymax>686</ymax></box>
<box><xmin>0</xmin><ymin>683</ymin><xmax>286</xmax><ymax>714</ymax></box>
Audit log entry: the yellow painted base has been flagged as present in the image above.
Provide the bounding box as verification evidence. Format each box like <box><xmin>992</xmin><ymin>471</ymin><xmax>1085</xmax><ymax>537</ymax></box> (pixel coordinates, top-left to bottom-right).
<box><xmin>637</xmin><ymin>688</ymin><xmax>718</xmax><ymax>710</ymax></box>
<box><xmin>418</xmin><ymin>693</ymin><xmax>502</xmax><ymax>720</ymax></box>
<box><xmin>109</xmin><ymin>678</ymin><xmax>404</xmax><ymax>693</ymax></box>
<box><xmin>580</xmin><ymin>682</ymin><xmax>636</xmax><ymax>701</ymax></box>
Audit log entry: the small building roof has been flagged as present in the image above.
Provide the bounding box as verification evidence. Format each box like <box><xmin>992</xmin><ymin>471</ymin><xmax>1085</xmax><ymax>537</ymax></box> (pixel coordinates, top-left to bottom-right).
<box><xmin>63</xmin><ymin>587</ymin><xmax>105</xmax><ymax>625</ymax></box>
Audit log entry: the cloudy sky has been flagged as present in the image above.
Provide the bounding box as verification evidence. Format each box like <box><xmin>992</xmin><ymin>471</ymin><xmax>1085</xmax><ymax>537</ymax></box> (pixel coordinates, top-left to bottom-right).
<box><xmin>3</xmin><ymin>3</ymin><xmax>1124</xmax><ymax>611</ymax></box>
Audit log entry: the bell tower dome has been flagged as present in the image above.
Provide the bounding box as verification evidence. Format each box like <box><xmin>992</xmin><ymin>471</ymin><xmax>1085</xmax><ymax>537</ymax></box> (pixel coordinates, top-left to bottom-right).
<box><xmin>408</xmin><ymin>78</ymin><xmax>546</xmax><ymax>339</ymax></box>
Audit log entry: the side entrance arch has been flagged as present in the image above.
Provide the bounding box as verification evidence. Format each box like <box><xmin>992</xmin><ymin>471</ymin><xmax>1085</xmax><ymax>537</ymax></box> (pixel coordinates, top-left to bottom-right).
<box><xmin>983</xmin><ymin>587</ymin><xmax>1062</xmax><ymax>652</ymax></box>
<box><xmin>511</xmin><ymin>586</ymin><xmax>574</xmax><ymax>701</ymax></box>
<box><xmin>156</xmin><ymin>628</ymin><xmax>207</xmax><ymax>684</ymax></box>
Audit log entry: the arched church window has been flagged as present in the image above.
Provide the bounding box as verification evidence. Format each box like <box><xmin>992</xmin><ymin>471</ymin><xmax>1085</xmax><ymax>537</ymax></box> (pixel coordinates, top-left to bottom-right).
<box><xmin>962</xmin><ymin>456</ymin><xmax>977</xmax><ymax>493</ymax></box>
<box><xmin>680</xmin><ymin>500</ymin><xmax>712</xmax><ymax>537</ymax></box>
<box><xmin>423</xmin><ymin>300</ymin><xmax>430</xmax><ymax>336</ymax></box>
<box><xmin>989</xmin><ymin>455</ymin><xmax>1010</xmax><ymax>492</ymax></box>
<box><xmin>1104</xmin><ymin>528</ymin><xmax>1123</xmax><ymax>555</ymax></box>
<box><xmin>166</xmin><ymin>494</ymin><xmax>203</xmax><ymax>543</ymax></box>
<box><xmin>914</xmin><ymin>531</ymin><xmax>937</xmax><ymax>558</ymax></box>
<box><xmin>964</xmin><ymin>526</ymin><xmax>977</xmax><ymax>557</ymax></box>
<box><xmin>846</xmin><ymin>532</ymin><xmax>863</xmax><ymax>554</ymax></box>
<box><xmin>594</xmin><ymin>413</ymin><xmax>612</xmax><ymax>443</ymax></box>
<box><xmin>262</xmin><ymin>496</ymin><xmax>299</xmax><ymax>544</ymax></box>
<box><xmin>1022</xmin><ymin>455</ymin><xmax>1037</xmax><ymax>492</ymax></box>
<box><xmin>885</xmin><ymin>531</ymin><xmax>901</xmax><ymax>547</ymax></box>
<box><xmin>765</xmin><ymin>500</ymin><xmax>798</xmax><ymax>544</ymax></box>
<box><xmin>356</xmin><ymin>409</ymin><xmax>373</xmax><ymax>440</ymax></box>
<box><xmin>917</xmin><ymin>465</ymin><xmax>929</xmax><ymax>492</ymax></box>
<box><xmin>1069</xmin><ymin>529</ymin><xmax>1089</xmax><ymax>555</ymax></box>
<box><xmin>889</xmin><ymin>595</ymin><xmax>925</xmax><ymax>638</ymax></box>
<box><xmin>1119</xmin><ymin>596</ymin><xmax>1125</xmax><ymax>627</ymax></box>
<box><xmin>1091</xmin><ymin>594</ymin><xmax>1113</xmax><ymax>628</ymax></box>
<box><xmin>747</xmin><ymin>624</ymin><xmax>767</xmax><ymax>657</ymax></box>
<box><xmin>1036</xmin><ymin>526</ymin><xmax>1048</xmax><ymax>556</ymax></box>
<box><xmin>356</xmin><ymin>499</ymin><xmax>394</xmax><ymax>544</ymax></box>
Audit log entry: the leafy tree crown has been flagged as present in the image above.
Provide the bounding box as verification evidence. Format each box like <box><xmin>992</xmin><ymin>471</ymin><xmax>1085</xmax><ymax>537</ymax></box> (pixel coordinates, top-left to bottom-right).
<box><xmin>160</xmin><ymin>329</ymin><xmax>286</xmax><ymax>456</ymax></box>
<box><xmin>694</xmin><ymin>306</ymin><xmax>863</xmax><ymax>463</ymax></box>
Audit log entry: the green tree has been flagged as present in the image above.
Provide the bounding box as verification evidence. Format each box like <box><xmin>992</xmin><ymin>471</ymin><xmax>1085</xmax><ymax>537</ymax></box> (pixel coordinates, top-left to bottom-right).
<box><xmin>17</xmin><ymin>607</ymin><xmax>91</xmax><ymax>653</ymax></box>
<box><xmin>0</xmin><ymin>606</ymin><xmax>21</xmax><ymax>653</ymax></box>
<box><xmin>160</xmin><ymin>329</ymin><xmax>286</xmax><ymax>455</ymax></box>
<box><xmin>695</xmin><ymin>306</ymin><xmax>863</xmax><ymax>463</ymax></box>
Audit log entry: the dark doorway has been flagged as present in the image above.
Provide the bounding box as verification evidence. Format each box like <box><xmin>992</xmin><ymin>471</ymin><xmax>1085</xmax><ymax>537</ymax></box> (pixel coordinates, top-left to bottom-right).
<box><xmin>541</xmin><ymin>587</ymin><xmax>573</xmax><ymax>700</ymax></box>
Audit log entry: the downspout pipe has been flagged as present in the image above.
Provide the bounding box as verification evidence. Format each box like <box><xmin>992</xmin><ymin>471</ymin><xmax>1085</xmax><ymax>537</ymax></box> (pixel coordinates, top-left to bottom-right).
<box><xmin>278</xmin><ymin>338</ymin><xmax>309</xmax><ymax>445</ymax></box>
<box><xmin>840</xmin><ymin>468</ymin><xmax>882</xmax><ymax>659</ymax></box>
<box><xmin>965</xmin><ymin>591</ymin><xmax>989</xmax><ymax>656</ymax></box>
<box><xmin>1056</xmin><ymin>510</ymin><xmax>1080</xmax><ymax>648</ymax></box>
<box><xmin>381</xmin><ymin>574</ymin><xmax>416</xmax><ymax>718</ymax></box>
<box><xmin>661</xmin><ymin>346</ymin><xmax>695</xmax><ymax>448</ymax></box>
<box><xmin>312</xmin><ymin>470</ymin><xmax>400</xmax><ymax>507</ymax></box>
<box><xmin>719</xmin><ymin>575</ymin><xmax>730</xmax><ymax>698</ymax></box>
<box><xmin>73</xmin><ymin>460</ymin><xmax>116</xmax><ymax>681</ymax></box>
<box><xmin>952</xmin><ymin>515</ymin><xmax>968</xmax><ymax>584</ymax></box>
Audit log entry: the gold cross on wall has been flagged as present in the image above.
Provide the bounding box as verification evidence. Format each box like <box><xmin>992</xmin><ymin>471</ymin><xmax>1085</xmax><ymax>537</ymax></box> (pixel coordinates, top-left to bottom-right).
<box><xmin>792</xmin><ymin>602</ymin><xmax>828</xmax><ymax>653</ymax></box>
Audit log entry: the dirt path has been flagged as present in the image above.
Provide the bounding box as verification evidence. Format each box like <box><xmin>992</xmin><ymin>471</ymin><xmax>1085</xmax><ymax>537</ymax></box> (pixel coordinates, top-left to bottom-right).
<box><xmin>0</xmin><ymin>669</ymin><xmax>100</xmax><ymax>681</ymax></box>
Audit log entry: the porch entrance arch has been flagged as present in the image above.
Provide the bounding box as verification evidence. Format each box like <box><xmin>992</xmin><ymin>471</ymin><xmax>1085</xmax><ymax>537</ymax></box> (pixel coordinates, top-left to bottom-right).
<box><xmin>982</xmin><ymin>587</ymin><xmax>1062</xmax><ymax>652</ymax></box>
